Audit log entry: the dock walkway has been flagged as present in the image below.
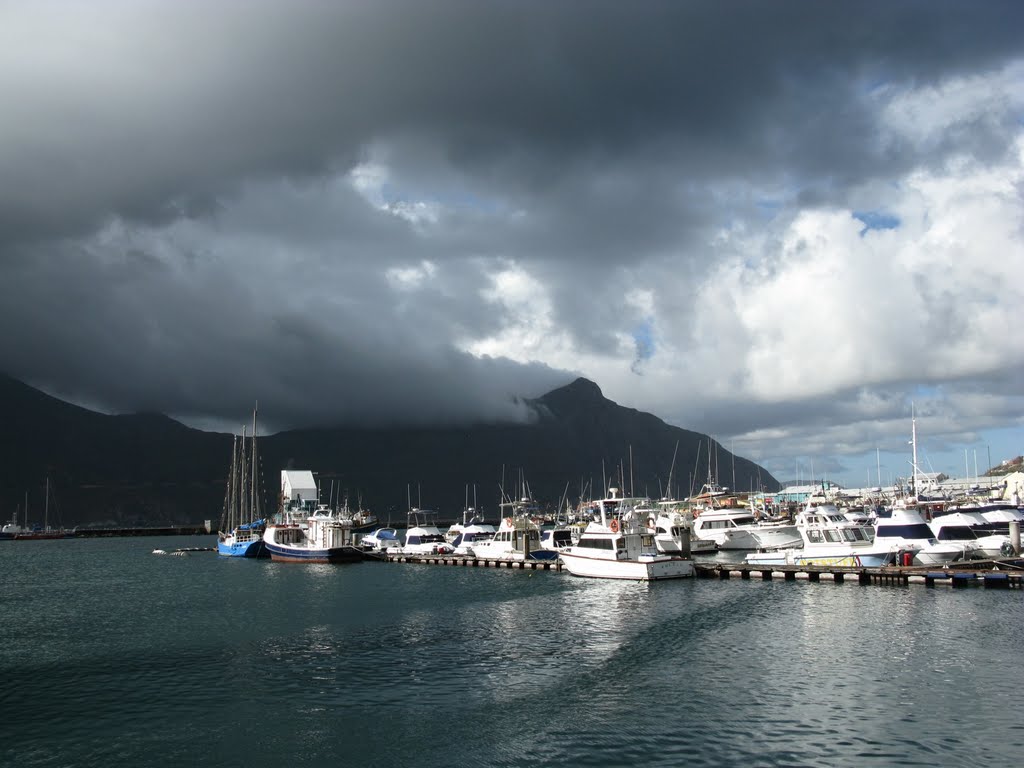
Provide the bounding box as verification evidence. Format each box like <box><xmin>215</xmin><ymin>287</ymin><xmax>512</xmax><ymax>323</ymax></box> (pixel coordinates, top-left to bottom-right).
<box><xmin>694</xmin><ymin>560</ymin><xmax>1024</xmax><ymax>588</ymax></box>
<box><xmin>385</xmin><ymin>552</ymin><xmax>562</xmax><ymax>571</ymax></box>
<box><xmin>380</xmin><ymin>551</ymin><xmax>1024</xmax><ymax>588</ymax></box>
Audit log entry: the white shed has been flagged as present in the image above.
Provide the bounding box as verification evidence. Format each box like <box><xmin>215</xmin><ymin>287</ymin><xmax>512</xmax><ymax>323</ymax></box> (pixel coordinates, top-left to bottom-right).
<box><xmin>281</xmin><ymin>470</ymin><xmax>318</xmax><ymax>504</ymax></box>
<box><xmin>998</xmin><ymin>471</ymin><xmax>1024</xmax><ymax>503</ymax></box>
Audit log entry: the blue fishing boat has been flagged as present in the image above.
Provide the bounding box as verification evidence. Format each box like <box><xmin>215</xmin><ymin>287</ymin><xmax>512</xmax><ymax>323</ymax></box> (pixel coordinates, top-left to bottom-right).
<box><xmin>217</xmin><ymin>408</ymin><xmax>268</xmax><ymax>558</ymax></box>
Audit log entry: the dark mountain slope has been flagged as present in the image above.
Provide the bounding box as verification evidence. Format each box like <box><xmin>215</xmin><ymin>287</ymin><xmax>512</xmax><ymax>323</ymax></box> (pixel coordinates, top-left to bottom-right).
<box><xmin>0</xmin><ymin>374</ymin><xmax>778</xmax><ymax>527</ymax></box>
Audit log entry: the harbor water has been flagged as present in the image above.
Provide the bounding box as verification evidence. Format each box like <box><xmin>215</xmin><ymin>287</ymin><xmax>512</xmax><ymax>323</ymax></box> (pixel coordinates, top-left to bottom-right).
<box><xmin>2</xmin><ymin>536</ymin><xmax>1023</xmax><ymax>767</ymax></box>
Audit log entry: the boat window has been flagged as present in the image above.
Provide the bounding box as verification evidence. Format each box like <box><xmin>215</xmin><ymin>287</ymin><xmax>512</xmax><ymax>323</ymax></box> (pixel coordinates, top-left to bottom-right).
<box><xmin>876</xmin><ymin>524</ymin><xmax>935</xmax><ymax>539</ymax></box>
<box><xmin>806</xmin><ymin>530</ymin><xmax>823</xmax><ymax>543</ymax></box>
<box><xmin>577</xmin><ymin>538</ymin><xmax>615</xmax><ymax>550</ymax></box>
<box><xmin>936</xmin><ymin>526</ymin><xmax>976</xmax><ymax>541</ymax></box>
<box><xmin>824</xmin><ymin>530</ymin><xmax>842</xmax><ymax>543</ymax></box>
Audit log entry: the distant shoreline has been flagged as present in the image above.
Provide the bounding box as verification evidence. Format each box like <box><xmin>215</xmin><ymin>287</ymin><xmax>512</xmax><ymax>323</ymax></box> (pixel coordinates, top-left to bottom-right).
<box><xmin>1</xmin><ymin>526</ymin><xmax>213</xmax><ymax>540</ymax></box>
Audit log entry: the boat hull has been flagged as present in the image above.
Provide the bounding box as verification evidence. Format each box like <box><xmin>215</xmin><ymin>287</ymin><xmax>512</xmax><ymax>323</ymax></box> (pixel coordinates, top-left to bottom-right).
<box><xmin>913</xmin><ymin>545</ymin><xmax>967</xmax><ymax>566</ymax></box>
<box><xmin>265</xmin><ymin>541</ymin><xmax>364</xmax><ymax>563</ymax></box>
<box><xmin>466</xmin><ymin>546</ymin><xmax>557</xmax><ymax>561</ymax></box>
<box><xmin>655</xmin><ymin>535</ymin><xmax>716</xmax><ymax>555</ymax></box>
<box><xmin>745</xmin><ymin>550</ymin><xmax>892</xmax><ymax>568</ymax></box>
<box><xmin>217</xmin><ymin>536</ymin><xmax>268</xmax><ymax>558</ymax></box>
<box><xmin>559</xmin><ymin>552</ymin><xmax>694</xmax><ymax>580</ymax></box>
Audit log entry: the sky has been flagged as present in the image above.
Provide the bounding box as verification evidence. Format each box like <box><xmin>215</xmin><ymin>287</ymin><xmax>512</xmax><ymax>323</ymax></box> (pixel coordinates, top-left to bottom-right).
<box><xmin>1</xmin><ymin>1</ymin><xmax>1022</xmax><ymax>489</ymax></box>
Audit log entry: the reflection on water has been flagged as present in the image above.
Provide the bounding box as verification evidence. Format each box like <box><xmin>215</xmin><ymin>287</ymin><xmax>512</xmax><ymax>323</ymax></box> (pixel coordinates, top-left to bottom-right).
<box><xmin>2</xmin><ymin>537</ymin><xmax>1023</xmax><ymax>767</ymax></box>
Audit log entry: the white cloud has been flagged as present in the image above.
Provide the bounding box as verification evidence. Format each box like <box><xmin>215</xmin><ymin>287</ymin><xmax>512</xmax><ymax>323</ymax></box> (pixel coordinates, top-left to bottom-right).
<box><xmin>878</xmin><ymin>60</ymin><xmax>1024</xmax><ymax>151</ymax></box>
<box><xmin>385</xmin><ymin>260</ymin><xmax>438</xmax><ymax>291</ymax></box>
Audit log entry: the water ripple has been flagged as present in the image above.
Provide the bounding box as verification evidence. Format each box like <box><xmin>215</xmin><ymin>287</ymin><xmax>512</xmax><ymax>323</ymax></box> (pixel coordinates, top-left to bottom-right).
<box><xmin>3</xmin><ymin>540</ymin><xmax>1024</xmax><ymax>767</ymax></box>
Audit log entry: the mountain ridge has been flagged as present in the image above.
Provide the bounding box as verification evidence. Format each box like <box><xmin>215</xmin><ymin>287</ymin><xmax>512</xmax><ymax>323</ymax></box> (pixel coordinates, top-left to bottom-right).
<box><xmin>0</xmin><ymin>373</ymin><xmax>780</xmax><ymax>527</ymax></box>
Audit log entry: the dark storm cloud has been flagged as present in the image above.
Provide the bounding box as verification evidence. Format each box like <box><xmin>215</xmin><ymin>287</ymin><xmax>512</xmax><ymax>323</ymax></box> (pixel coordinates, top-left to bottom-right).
<box><xmin>4</xmin><ymin>1</ymin><xmax>1021</xmax><ymax>245</ymax></box>
<box><xmin>1</xmin><ymin>0</ymin><xmax>1022</xmax><ymax>454</ymax></box>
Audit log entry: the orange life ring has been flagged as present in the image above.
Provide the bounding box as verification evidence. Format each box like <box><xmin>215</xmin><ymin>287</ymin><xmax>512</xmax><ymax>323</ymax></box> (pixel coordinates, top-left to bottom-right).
<box><xmin>504</xmin><ymin>517</ymin><xmax>513</xmax><ymax>527</ymax></box>
<box><xmin>609</xmin><ymin>518</ymin><xmax>619</xmax><ymax>533</ymax></box>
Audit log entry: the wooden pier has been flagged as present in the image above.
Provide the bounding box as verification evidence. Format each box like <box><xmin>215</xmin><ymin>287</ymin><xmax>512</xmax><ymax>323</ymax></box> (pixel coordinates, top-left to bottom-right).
<box><xmin>377</xmin><ymin>551</ymin><xmax>1024</xmax><ymax>589</ymax></box>
<box><xmin>693</xmin><ymin>560</ymin><xmax>1024</xmax><ymax>589</ymax></box>
<box><xmin>385</xmin><ymin>552</ymin><xmax>562</xmax><ymax>571</ymax></box>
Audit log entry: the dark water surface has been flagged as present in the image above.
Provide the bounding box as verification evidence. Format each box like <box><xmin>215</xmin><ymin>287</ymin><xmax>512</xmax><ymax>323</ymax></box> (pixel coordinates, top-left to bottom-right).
<box><xmin>2</xmin><ymin>536</ymin><xmax>1022</xmax><ymax>767</ymax></box>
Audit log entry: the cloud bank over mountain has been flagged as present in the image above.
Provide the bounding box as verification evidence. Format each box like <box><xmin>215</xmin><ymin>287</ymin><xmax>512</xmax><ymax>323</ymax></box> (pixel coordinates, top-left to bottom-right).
<box><xmin>1</xmin><ymin>1</ymin><xmax>1021</xmax><ymax>483</ymax></box>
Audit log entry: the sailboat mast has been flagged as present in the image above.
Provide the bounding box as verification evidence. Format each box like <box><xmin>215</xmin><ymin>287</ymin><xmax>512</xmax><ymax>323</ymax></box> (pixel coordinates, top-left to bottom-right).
<box><xmin>227</xmin><ymin>435</ymin><xmax>239</xmax><ymax>530</ymax></box>
<box><xmin>239</xmin><ymin>425</ymin><xmax>249</xmax><ymax>530</ymax></box>
<box><xmin>911</xmin><ymin>403</ymin><xmax>919</xmax><ymax>497</ymax></box>
<box><xmin>44</xmin><ymin>477</ymin><xmax>49</xmax><ymax>532</ymax></box>
<box><xmin>731</xmin><ymin>440</ymin><xmax>736</xmax><ymax>493</ymax></box>
<box><xmin>708</xmin><ymin>439</ymin><xmax>713</xmax><ymax>485</ymax></box>
<box><xmin>250</xmin><ymin>405</ymin><xmax>259</xmax><ymax>522</ymax></box>
<box><xmin>666</xmin><ymin>440</ymin><xmax>679</xmax><ymax>500</ymax></box>
<box><xmin>629</xmin><ymin>445</ymin><xmax>634</xmax><ymax>498</ymax></box>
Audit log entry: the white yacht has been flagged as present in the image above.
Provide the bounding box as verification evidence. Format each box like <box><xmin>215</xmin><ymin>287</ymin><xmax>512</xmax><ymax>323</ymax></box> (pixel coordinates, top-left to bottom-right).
<box><xmin>539</xmin><ymin>526</ymin><xmax>574</xmax><ymax>552</ymax></box>
<box><xmin>874</xmin><ymin>500</ymin><xmax>967</xmax><ymax>566</ymax></box>
<box><xmin>359</xmin><ymin>527</ymin><xmax>402</xmax><ymax>552</ymax></box>
<box><xmin>0</xmin><ymin>514</ymin><xmax>25</xmax><ymax>539</ymax></box>
<box><xmin>468</xmin><ymin>513</ymin><xmax>556</xmax><ymax>561</ymax></box>
<box><xmin>450</xmin><ymin>519</ymin><xmax>498</xmax><ymax>556</ymax></box>
<box><xmin>746</xmin><ymin>503</ymin><xmax>900</xmax><ymax>567</ymax></box>
<box><xmin>692</xmin><ymin>505</ymin><xmax>801</xmax><ymax>551</ymax></box>
<box><xmin>640</xmin><ymin>500</ymin><xmax>715</xmax><ymax>555</ymax></box>
<box><xmin>928</xmin><ymin>512</ymin><xmax>1013</xmax><ymax>560</ymax></box>
<box><xmin>398</xmin><ymin>509</ymin><xmax>455</xmax><ymax>555</ymax></box>
<box><xmin>971</xmin><ymin>502</ymin><xmax>1024</xmax><ymax>536</ymax></box>
<box><xmin>558</xmin><ymin>488</ymin><xmax>694</xmax><ymax>580</ymax></box>
<box><xmin>445</xmin><ymin>501</ymin><xmax>498</xmax><ymax>555</ymax></box>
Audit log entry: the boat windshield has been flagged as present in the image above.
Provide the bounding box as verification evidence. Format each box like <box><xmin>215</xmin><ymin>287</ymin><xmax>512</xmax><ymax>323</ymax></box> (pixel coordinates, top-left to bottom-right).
<box><xmin>409</xmin><ymin>533</ymin><xmax>447</xmax><ymax>544</ymax></box>
<box><xmin>877</xmin><ymin>523</ymin><xmax>935</xmax><ymax>540</ymax></box>
<box><xmin>936</xmin><ymin>526</ymin><xmax>977</xmax><ymax>541</ymax></box>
